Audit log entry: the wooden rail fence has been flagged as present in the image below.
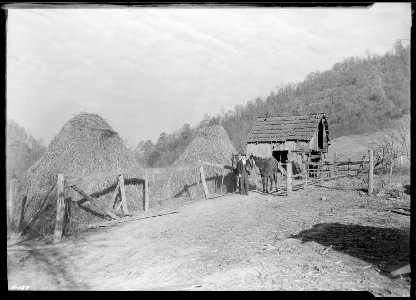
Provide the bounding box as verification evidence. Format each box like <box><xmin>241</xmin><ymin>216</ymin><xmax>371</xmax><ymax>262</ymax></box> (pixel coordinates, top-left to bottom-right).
<box><xmin>283</xmin><ymin>149</ymin><xmax>375</xmax><ymax>196</ymax></box>
<box><xmin>8</xmin><ymin>151</ymin><xmax>377</xmax><ymax>243</ymax></box>
<box><xmin>50</xmin><ymin>160</ymin><xmax>232</xmax><ymax>243</ymax></box>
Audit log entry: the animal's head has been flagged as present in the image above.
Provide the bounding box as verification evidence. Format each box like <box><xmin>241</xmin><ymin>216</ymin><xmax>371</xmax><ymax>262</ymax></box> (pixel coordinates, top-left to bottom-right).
<box><xmin>231</xmin><ymin>153</ymin><xmax>239</xmax><ymax>168</ymax></box>
<box><xmin>248</xmin><ymin>154</ymin><xmax>255</xmax><ymax>167</ymax></box>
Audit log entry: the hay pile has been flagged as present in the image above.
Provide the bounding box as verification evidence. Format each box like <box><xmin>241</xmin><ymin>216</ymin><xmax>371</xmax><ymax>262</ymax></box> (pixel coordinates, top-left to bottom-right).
<box><xmin>14</xmin><ymin>113</ymin><xmax>143</xmax><ymax>237</ymax></box>
<box><xmin>168</xmin><ymin>125</ymin><xmax>237</xmax><ymax>198</ymax></box>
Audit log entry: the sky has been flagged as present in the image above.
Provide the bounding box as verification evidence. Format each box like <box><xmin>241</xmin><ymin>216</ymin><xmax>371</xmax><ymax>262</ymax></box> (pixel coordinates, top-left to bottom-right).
<box><xmin>6</xmin><ymin>3</ymin><xmax>412</xmax><ymax>148</ymax></box>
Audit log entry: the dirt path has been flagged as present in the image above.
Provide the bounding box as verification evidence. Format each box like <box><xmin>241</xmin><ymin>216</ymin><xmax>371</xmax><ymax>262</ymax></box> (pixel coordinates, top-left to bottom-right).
<box><xmin>7</xmin><ymin>181</ymin><xmax>410</xmax><ymax>294</ymax></box>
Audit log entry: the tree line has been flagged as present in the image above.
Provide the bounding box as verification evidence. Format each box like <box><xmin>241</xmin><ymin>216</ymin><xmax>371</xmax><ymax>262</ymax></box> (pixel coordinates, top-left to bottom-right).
<box><xmin>135</xmin><ymin>41</ymin><xmax>410</xmax><ymax>168</ymax></box>
<box><xmin>6</xmin><ymin>119</ymin><xmax>47</xmax><ymax>189</ymax></box>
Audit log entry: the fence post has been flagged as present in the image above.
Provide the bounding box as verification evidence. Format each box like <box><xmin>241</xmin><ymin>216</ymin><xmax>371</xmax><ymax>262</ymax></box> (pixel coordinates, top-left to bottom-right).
<box><xmin>348</xmin><ymin>158</ymin><xmax>351</xmax><ymax>176</ymax></box>
<box><xmin>334</xmin><ymin>152</ymin><xmax>337</xmax><ymax>176</ymax></box>
<box><xmin>303</xmin><ymin>172</ymin><xmax>307</xmax><ymax>189</ymax></box>
<box><xmin>320</xmin><ymin>152</ymin><xmax>324</xmax><ymax>178</ymax></box>
<box><xmin>8</xmin><ymin>178</ymin><xmax>17</xmax><ymax>237</ymax></box>
<box><xmin>200</xmin><ymin>165</ymin><xmax>210</xmax><ymax>198</ymax></box>
<box><xmin>144</xmin><ymin>169</ymin><xmax>149</xmax><ymax>212</ymax></box>
<box><xmin>119</xmin><ymin>175</ymin><xmax>129</xmax><ymax>214</ymax></box>
<box><xmin>286</xmin><ymin>151</ymin><xmax>292</xmax><ymax>196</ymax></box>
<box><xmin>368</xmin><ymin>150</ymin><xmax>374</xmax><ymax>196</ymax></box>
<box><xmin>53</xmin><ymin>173</ymin><xmax>65</xmax><ymax>243</ymax></box>
<box><xmin>221</xmin><ymin>169</ymin><xmax>225</xmax><ymax>193</ymax></box>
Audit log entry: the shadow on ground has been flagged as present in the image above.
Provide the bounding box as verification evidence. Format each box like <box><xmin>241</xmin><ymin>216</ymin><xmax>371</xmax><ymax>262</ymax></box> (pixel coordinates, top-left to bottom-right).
<box><xmin>291</xmin><ymin>222</ymin><xmax>410</xmax><ymax>277</ymax></box>
<box><xmin>8</xmin><ymin>245</ymin><xmax>90</xmax><ymax>290</ymax></box>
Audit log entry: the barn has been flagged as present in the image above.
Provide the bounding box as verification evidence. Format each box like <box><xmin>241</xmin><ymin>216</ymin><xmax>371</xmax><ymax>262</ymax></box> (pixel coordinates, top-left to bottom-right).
<box><xmin>246</xmin><ymin>113</ymin><xmax>329</xmax><ymax>163</ymax></box>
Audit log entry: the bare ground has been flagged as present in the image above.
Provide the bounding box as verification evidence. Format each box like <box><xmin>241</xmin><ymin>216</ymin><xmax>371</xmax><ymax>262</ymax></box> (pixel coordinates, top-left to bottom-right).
<box><xmin>7</xmin><ymin>175</ymin><xmax>411</xmax><ymax>294</ymax></box>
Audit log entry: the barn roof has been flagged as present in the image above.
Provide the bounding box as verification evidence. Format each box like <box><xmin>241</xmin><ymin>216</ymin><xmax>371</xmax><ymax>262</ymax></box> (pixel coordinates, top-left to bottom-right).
<box><xmin>246</xmin><ymin>113</ymin><xmax>327</xmax><ymax>143</ymax></box>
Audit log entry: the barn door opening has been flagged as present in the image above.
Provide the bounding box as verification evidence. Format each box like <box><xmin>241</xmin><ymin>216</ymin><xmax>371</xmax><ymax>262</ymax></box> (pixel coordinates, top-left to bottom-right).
<box><xmin>318</xmin><ymin>120</ymin><xmax>324</xmax><ymax>149</ymax></box>
<box><xmin>273</xmin><ymin>150</ymin><xmax>288</xmax><ymax>163</ymax></box>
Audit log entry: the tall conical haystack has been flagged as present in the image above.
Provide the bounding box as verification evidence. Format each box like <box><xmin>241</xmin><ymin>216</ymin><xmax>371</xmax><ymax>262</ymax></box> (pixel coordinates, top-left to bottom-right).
<box><xmin>168</xmin><ymin>125</ymin><xmax>237</xmax><ymax>198</ymax></box>
<box><xmin>14</xmin><ymin>113</ymin><xmax>143</xmax><ymax>237</ymax></box>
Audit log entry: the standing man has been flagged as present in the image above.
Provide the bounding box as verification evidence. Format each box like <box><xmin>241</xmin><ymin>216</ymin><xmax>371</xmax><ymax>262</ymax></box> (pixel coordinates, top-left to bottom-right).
<box><xmin>237</xmin><ymin>153</ymin><xmax>250</xmax><ymax>195</ymax></box>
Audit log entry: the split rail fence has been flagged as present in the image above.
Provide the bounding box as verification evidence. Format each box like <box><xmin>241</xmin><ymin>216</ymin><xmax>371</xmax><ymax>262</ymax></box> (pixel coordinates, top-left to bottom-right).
<box><xmin>7</xmin><ymin>150</ymin><xmax>377</xmax><ymax>243</ymax></box>
<box><xmin>7</xmin><ymin>161</ymin><xmax>234</xmax><ymax>243</ymax></box>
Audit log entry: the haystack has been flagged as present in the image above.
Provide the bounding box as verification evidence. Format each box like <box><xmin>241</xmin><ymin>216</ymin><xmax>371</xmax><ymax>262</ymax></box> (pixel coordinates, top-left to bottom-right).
<box><xmin>168</xmin><ymin>125</ymin><xmax>237</xmax><ymax>198</ymax></box>
<box><xmin>14</xmin><ymin>113</ymin><xmax>143</xmax><ymax>237</ymax></box>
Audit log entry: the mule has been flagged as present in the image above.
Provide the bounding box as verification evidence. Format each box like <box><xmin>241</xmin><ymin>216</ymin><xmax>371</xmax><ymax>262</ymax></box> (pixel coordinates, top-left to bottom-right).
<box><xmin>249</xmin><ymin>155</ymin><xmax>279</xmax><ymax>193</ymax></box>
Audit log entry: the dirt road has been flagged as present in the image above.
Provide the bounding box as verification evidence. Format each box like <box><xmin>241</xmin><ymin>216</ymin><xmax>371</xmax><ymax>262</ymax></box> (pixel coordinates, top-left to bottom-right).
<box><xmin>7</xmin><ymin>180</ymin><xmax>410</xmax><ymax>294</ymax></box>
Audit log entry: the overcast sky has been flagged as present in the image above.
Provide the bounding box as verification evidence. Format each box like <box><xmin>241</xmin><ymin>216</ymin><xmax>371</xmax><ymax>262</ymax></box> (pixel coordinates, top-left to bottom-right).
<box><xmin>6</xmin><ymin>3</ymin><xmax>411</xmax><ymax>148</ymax></box>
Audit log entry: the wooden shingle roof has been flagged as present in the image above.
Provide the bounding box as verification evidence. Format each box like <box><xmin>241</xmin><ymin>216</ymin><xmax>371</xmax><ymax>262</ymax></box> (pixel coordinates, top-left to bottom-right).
<box><xmin>246</xmin><ymin>113</ymin><xmax>326</xmax><ymax>143</ymax></box>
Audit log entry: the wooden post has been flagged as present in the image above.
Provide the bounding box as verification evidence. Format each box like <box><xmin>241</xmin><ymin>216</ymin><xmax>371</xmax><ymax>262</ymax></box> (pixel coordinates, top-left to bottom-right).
<box><xmin>119</xmin><ymin>175</ymin><xmax>129</xmax><ymax>214</ymax></box>
<box><xmin>303</xmin><ymin>172</ymin><xmax>307</xmax><ymax>189</ymax></box>
<box><xmin>200</xmin><ymin>165</ymin><xmax>210</xmax><ymax>198</ymax></box>
<box><xmin>334</xmin><ymin>152</ymin><xmax>337</xmax><ymax>176</ymax></box>
<box><xmin>7</xmin><ymin>178</ymin><xmax>17</xmax><ymax>236</ymax></box>
<box><xmin>144</xmin><ymin>169</ymin><xmax>149</xmax><ymax>212</ymax></box>
<box><xmin>368</xmin><ymin>150</ymin><xmax>374</xmax><ymax>196</ymax></box>
<box><xmin>53</xmin><ymin>173</ymin><xmax>65</xmax><ymax>243</ymax></box>
<box><xmin>347</xmin><ymin>158</ymin><xmax>351</xmax><ymax>176</ymax></box>
<box><xmin>221</xmin><ymin>169</ymin><xmax>225</xmax><ymax>193</ymax></box>
<box><xmin>111</xmin><ymin>178</ymin><xmax>121</xmax><ymax>210</ymax></box>
<box><xmin>286</xmin><ymin>151</ymin><xmax>292</xmax><ymax>196</ymax></box>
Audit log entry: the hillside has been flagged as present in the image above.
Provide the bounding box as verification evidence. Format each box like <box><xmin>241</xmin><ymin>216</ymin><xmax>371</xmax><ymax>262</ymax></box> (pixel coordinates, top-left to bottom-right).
<box><xmin>327</xmin><ymin>115</ymin><xmax>410</xmax><ymax>166</ymax></box>
<box><xmin>137</xmin><ymin>41</ymin><xmax>410</xmax><ymax>167</ymax></box>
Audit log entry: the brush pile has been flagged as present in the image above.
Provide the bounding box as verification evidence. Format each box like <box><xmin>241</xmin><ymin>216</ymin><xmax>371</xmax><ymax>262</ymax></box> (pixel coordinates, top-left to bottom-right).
<box><xmin>14</xmin><ymin>113</ymin><xmax>143</xmax><ymax>238</ymax></box>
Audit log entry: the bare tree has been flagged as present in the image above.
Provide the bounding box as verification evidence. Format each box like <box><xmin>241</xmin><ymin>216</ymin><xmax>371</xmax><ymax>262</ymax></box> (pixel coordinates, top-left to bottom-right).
<box><xmin>371</xmin><ymin>115</ymin><xmax>410</xmax><ymax>180</ymax></box>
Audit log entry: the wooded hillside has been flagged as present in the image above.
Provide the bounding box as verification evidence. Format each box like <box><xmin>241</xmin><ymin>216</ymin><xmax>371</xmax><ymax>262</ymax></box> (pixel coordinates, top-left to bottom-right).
<box><xmin>136</xmin><ymin>41</ymin><xmax>410</xmax><ymax>167</ymax></box>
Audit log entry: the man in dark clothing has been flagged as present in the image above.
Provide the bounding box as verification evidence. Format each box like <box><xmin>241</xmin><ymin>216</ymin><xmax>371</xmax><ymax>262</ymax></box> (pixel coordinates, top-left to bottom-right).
<box><xmin>237</xmin><ymin>153</ymin><xmax>251</xmax><ymax>195</ymax></box>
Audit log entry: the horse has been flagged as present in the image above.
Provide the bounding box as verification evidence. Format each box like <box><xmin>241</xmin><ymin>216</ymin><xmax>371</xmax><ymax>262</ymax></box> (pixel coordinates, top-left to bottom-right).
<box><xmin>249</xmin><ymin>155</ymin><xmax>279</xmax><ymax>193</ymax></box>
<box><xmin>231</xmin><ymin>153</ymin><xmax>240</xmax><ymax>193</ymax></box>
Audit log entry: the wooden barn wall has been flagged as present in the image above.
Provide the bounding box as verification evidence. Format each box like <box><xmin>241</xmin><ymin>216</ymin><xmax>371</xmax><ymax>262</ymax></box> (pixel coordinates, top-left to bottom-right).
<box><xmin>248</xmin><ymin>140</ymin><xmax>312</xmax><ymax>157</ymax></box>
<box><xmin>309</xmin><ymin>133</ymin><xmax>318</xmax><ymax>150</ymax></box>
<box><xmin>272</xmin><ymin>141</ymin><xmax>309</xmax><ymax>151</ymax></box>
<box><xmin>246</xmin><ymin>143</ymin><xmax>273</xmax><ymax>157</ymax></box>
<box><xmin>322</xmin><ymin>122</ymin><xmax>328</xmax><ymax>152</ymax></box>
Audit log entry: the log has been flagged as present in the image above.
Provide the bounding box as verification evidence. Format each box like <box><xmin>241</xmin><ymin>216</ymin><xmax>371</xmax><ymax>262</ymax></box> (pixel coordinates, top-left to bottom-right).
<box><xmin>119</xmin><ymin>175</ymin><xmax>129</xmax><ymax>214</ymax></box>
<box><xmin>368</xmin><ymin>150</ymin><xmax>374</xmax><ymax>196</ymax></box>
<box><xmin>200</xmin><ymin>165</ymin><xmax>210</xmax><ymax>198</ymax></box>
<box><xmin>390</xmin><ymin>264</ymin><xmax>411</xmax><ymax>277</ymax></box>
<box><xmin>53</xmin><ymin>173</ymin><xmax>66</xmax><ymax>243</ymax></box>
<box><xmin>71</xmin><ymin>185</ymin><xmax>119</xmax><ymax>220</ymax></box>
<box><xmin>277</xmin><ymin>162</ymin><xmax>286</xmax><ymax>176</ymax></box>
